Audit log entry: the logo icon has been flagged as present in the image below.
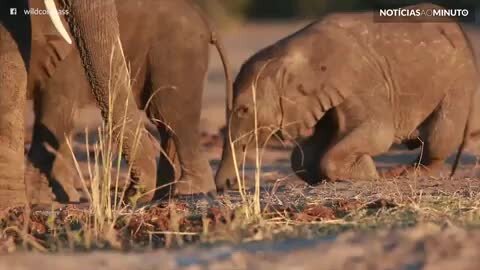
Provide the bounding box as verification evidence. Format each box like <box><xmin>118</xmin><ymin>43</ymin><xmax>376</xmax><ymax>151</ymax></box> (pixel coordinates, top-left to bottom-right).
<box><xmin>10</xmin><ymin>8</ymin><xmax>17</xmax><ymax>15</ymax></box>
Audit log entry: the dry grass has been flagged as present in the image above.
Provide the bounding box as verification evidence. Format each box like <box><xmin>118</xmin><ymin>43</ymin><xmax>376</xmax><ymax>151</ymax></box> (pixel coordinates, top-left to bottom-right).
<box><xmin>2</xmin><ymin>176</ymin><xmax>480</xmax><ymax>253</ymax></box>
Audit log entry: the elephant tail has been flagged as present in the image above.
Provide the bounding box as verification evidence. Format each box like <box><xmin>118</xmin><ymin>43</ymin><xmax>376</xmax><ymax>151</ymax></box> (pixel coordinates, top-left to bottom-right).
<box><xmin>188</xmin><ymin>1</ymin><xmax>234</xmax><ymax>121</ymax></box>
<box><xmin>450</xmin><ymin>93</ymin><xmax>475</xmax><ymax>177</ymax></box>
<box><xmin>209</xmin><ymin>32</ymin><xmax>233</xmax><ymax>120</ymax></box>
<box><xmin>450</xmin><ymin>23</ymin><xmax>479</xmax><ymax>177</ymax></box>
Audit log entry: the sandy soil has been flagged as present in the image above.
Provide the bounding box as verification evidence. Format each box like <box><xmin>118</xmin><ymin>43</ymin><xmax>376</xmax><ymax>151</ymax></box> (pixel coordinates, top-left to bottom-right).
<box><xmin>2</xmin><ymin>224</ymin><xmax>480</xmax><ymax>270</ymax></box>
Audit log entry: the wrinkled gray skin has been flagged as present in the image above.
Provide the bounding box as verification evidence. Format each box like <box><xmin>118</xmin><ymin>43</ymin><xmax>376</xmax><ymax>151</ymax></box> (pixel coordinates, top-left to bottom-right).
<box><xmin>27</xmin><ymin>0</ymin><xmax>229</xmax><ymax>202</ymax></box>
<box><xmin>215</xmin><ymin>4</ymin><xmax>478</xmax><ymax>189</ymax></box>
<box><xmin>0</xmin><ymin>0</ymin><xmax>158</xmax><ymax>208</ymax></box>
<box><xmin>0</xmin><ymin>0</ymin><xmax>31</xmax><ymax>207</ymax></box>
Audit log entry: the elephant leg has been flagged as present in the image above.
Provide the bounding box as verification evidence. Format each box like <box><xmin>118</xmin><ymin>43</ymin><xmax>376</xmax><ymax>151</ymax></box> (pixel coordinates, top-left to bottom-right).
<box><xmin>148</xmin><ymin>97</ymin><xmax>215</xmax><ymax>196</ymax></box>
<box><xmin>146</xmin><ymin>45</ymin><xmax>215</xmax><ymax>196</ymax></box>
<box><xmin>153</xmin><ymin>124</ymin><xmax>181</xmax><ymax>198</ymax></box>
<box><xmin>0</xmin><ymin>16</ymin><xmax>29</xmax><ymax>207</ymax></box>
<box><xmin>28</xmin><ymin>86</ymin><xmax>81</xmax><ymax>203</ymax></box>
<box><xmin>291</xmin><ymin>111</ymin><xmax>336</xmax><ymax>185</ymax></box>
<box><xmin>319</xmin><ymin>121</ymin><xmax>393</xmax><ymax>181</ymax></box>
<box><xmin>386</xmin><ymin>92</ymin><xmax>471</xmax><ymax>178</ymax></box>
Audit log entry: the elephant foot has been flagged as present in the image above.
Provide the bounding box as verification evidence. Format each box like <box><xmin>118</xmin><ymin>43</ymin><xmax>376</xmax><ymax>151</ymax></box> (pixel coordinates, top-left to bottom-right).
<box><xmin>321</xmin><ymin>154</ymin><xmax>380</xmax><ymax>182</ymax></box>
<box><xmin>24</xmin><ymin>165</ymin><xmax>56</xmax><ymax>206</ymax></box>
<box><xmin>123</xmin><ymin>182</ymin><xmax>156</xmax><ymax>206</ymax></box>
<box><xmin>0</xmin><ymin>176</ymin><xmax>28</xmax><ymax>209</ymax></box>
<box><xmin>0</xmin><ymin>189</ymin><xmax>27</xmax><ymax>209</ymax></box>
<box><xmin>50</xmin><ymin>166</ymin><xmax>83</xmax><ymax>204</ymax></box>
<box><xmin>174</xmin><ymin>155</ymin><xmax>216</xmax><ymax>196</ymax></box>
<box><xmin>51</xmin><ymin>176</ymin><xmax>82</xmax><ymax>204</ymax></box>
<box><xmin>174</xmin><ymin>175</ymin><xmax>216</xmax><ymax>196</ymax></box>
<box><xmin>380</xmin><ymin>163</ymin><xmax>445</xmax><ymax>179</ymax></box>
<box><xmin>26</xmin><ymin>161</ymin><xmax>82</xmax><ymax>204</ymax></box>
<box><xmin>380</xmin><ymin>165</ymin><xmax>408</xmax><ymax>178</ymax></box>
<box><xmin>0</xmin><ymin>158</ymin><xmax>27</xmax><ymax>209</ymax></box>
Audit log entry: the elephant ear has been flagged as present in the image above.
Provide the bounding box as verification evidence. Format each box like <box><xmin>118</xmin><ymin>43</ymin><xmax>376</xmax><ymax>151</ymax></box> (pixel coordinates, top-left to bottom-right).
<box><xmin>42</xmin><ymin>35</ymin><xmax>74</xmax><ymax>77</ymax></box>
<box><xmin>30</xmin><ymin>3</ymin><xmax>74</xmax><ymax>78</ymax></box>
<box><xmin>276</xmin><ymin>51</ymin><xmax>351</xmax><ymax>138</ymax></box>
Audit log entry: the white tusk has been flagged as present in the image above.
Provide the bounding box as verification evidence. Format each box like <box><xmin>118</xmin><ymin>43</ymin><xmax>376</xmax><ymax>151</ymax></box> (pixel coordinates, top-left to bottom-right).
<box><xmin>44</xmin><ymin>0</ymin><xmax>72</xmax><ymax>44</ymax></box>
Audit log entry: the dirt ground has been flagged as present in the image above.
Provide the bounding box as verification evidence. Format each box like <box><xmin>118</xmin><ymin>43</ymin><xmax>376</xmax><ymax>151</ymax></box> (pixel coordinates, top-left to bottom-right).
<box><xmin>10</xmin><ymin>21</ymin><xmax>480</xmax><ymax>269</ymax></box>
<box><xmin>3</xmin><ymin>223</ymin><xmax>480</xmax><ymax>270</ymax></box>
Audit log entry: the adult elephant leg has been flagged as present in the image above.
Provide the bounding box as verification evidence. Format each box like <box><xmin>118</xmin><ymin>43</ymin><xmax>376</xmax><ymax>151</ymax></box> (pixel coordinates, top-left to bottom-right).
<box><xmin>147</xmin><ymin>42</ymin><xmax>215</xmax><ymax>196</ymax></box>
<box><xmin>28</xmin><ymin>82</ymin><xmax>81</xmax><ymax>203</ymax></box>
<box><xmin>0</xmin><ymin>4</ymin><xmax>30</xmax><ymax>207</ymax></box>
<box><xmin>63</xmin><ymin>0</ymin><xmax>158</xmax><ymax>203</ymax></box>
<box><xmin>153</xmin><ymin>124</ymin><xmax>180</xmax><ymax>198</ymax></box>
<box><xmin>28</xmin><ymin>46</ymin><xmax>94</xmax><ymax>204</ymax></box>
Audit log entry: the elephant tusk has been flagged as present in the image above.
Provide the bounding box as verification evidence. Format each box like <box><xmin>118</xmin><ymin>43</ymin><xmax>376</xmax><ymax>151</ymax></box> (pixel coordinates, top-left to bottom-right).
<box><xmin>44</xmin><ymin>0</ymin><xmax>72</xmax><ymax>44</ymax></box>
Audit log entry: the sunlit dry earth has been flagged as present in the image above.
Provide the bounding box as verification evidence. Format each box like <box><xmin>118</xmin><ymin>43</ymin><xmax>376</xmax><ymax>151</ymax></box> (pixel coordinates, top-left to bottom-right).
<box><xmin>9</xmin><ymin>21</ymin><xmax>480</xmax><ymax>269</ymax></box>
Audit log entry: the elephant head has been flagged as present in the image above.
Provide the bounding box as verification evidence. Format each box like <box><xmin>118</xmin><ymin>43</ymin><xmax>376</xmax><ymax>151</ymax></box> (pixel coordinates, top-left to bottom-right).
<box><xmin>214</xmin><ymin>47</ymin><xmax>310</xmax><ymax>190</ymax></box>
<box><xmin>214</xmin><ymin>33</ymin><xmax>346</xmax><ymax>191</ymax></box>
<box><xmin>214</xmin><ymin>59</ymin><xmax>278</xmax><ymax>190</ymax></box>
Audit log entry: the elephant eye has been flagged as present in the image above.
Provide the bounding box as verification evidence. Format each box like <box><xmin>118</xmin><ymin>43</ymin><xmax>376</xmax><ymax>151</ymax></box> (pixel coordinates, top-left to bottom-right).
<box><xmin>237</xmin><ymin>105</ymin><xmax>249</xmax><ymax>118</ymax></box>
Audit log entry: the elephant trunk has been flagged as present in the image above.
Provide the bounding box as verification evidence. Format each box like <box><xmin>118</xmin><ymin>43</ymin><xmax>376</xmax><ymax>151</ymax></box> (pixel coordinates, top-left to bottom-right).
<box><xmin>63</xmin><ymin>0</ymin><xmax>158</xmax><ymax>203</ymax></box>
<box><xmin>215</xmin><ymin>137</ymin><xmax>244</xmax><ymax>191</ymax></box>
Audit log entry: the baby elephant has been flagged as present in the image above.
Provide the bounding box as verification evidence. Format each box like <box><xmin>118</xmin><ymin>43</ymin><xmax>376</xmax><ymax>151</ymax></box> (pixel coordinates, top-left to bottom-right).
<box><xmin>215</xmin><ymin>3</ymin><xmax>478</xmax><ymax>189</ymax></box>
